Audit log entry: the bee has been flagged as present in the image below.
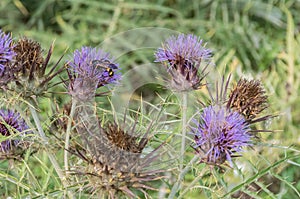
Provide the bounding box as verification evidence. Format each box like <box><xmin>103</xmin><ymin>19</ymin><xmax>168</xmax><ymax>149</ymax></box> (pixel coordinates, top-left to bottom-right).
<box><xmin>91</xmin><ymin>59</ymin><xmax>118</xmax><ymax>77</ymax></box>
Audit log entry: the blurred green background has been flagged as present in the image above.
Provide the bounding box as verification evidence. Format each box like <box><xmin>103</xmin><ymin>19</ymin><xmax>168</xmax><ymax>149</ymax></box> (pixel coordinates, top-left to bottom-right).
<box><xmin>1</xmin><ymin>0</ymin><xmax>300</xmax><ymax>198</ymax></box>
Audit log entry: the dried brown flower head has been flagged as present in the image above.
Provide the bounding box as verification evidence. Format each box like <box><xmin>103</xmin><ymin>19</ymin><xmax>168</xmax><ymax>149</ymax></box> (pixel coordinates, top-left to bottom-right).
<box><xmin>227</xmin><ymin>78</ymin><xmax>268</xmax><ymax>120</ymax></box>
<box><xmin>2</xmin><ymin>37</ymin><xmax>64</xmax><ymax>99</ymax></box>
<box><xmin>104</xmin><ymin>122</ymin><xmax>147</xmax><ymax>153</ymax></box>
<box><xmin>69</xmin><ymin>121</ymin><xmax>165</xmax><ymax>198</ymax></box>
<box><xmin>13</xmin><ymin>37</ymin><xmax>44</xmax><ymax>77</ymax></box>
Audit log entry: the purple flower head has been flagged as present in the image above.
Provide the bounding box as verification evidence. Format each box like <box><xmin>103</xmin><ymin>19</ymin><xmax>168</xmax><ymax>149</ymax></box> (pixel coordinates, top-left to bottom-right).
<box><xmin>68</xmin><ymin>46</ymin><xmax>121</xmax><ymax>85</ymax></box>
<box><xmin>0</xmin><ymin>30</ymin><xmax>16</xmax><ymax>73</ymax></box>
<box><xmin>155</xmin><ymin>34</ymin><xmax>212</xmax><ymax>91</ymax></box>
<box><xmin>191</xmin><ymin>105</ymin><xmax>252</xmax><ymax>165</ymax></box>
<box><xmin>67</xmin><ymin>47</ymin><xmax>121</xmax><ymax>100</ymax></box>
<box><xmin>155</xmin><ymin>34</ymin><xmax>212</xmax><ymax>63</ymax></box>
<box><xmin>0</xmin><ymin>109</ymin><xmax>29</xmax><ymax>152</ymax></box>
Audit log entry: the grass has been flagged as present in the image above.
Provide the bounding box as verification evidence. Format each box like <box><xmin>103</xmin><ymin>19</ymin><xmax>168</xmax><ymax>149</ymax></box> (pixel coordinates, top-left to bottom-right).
<box><xmin>1</xmin><ymin>0</ymin><xmax>300</xmax><ymax>198</ymax></box>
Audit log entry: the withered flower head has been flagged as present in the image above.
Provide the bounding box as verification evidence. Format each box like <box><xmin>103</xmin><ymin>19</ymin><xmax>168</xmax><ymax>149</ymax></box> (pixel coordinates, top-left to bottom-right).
<box><xmin>227</xmin><ymin>78</ymin><xmax>268</xmax><ymax>120</ymax></box>
<box><xmin>155</xmin><ymin>34</ymin><xmax>212</xmax><ymax>91</ymax></box>
<box><xmin>104</xmin><ymin>122</ymin><xmax>147</xmax><ymax>153</ymax></box>
<box><xmin>13</xmin><ymin>37</ymin><xmax>44</xmax><ymax>77</ymax></box>
<box><xmin>191</xmin><ymin>105</ymin><xmax>252</xmax><ymax>165</ymax></box>
<box><xmin>2</xmin><ymin>37</ymin><xmax>64</xmax><ymax>99</ymax></box>
<box><xmin>67</xmin><ymin>46</ymin><xmax>121</xmax><ymax>100</ymax></box>
<box><xmin>0</xmin><ymin>109</ymin><xmax>31</xmax><ymax>159</ymax></box>
<box><xmin>70</xmin><ymin>121</ymin><xmax>165</xmax><ymax>198</ymax></box>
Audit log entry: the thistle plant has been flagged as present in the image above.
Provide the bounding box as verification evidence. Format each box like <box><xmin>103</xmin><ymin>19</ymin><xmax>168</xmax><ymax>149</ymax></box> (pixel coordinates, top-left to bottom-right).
<box><xmin>225</xmin><ymin>77</ymin><xmax>274</xmax><ymax>138</ymax></box>
<box><xmin>190</xmin><ymin>76</ymin><xmax>273</xmax><ymax>166</ymax></box>
<box><xmin>0</xmin><ymin>30</ymin><xmax>15</xmax><ymax>71</ymax></box>
<box><xmin>64</xmin><ymin>46</ymin><xmax>167</xmax><ymax>197</ymax></box>
<box><xmin>0</xmin><ymin>29</ymin><xmax>74</xmax><ymax>197</ymax></box>
<box><xmin>64</xmin><ymin>46</ymin><xmax>121</xmax><ymax>171</ymax></box>
<box><xmin>0</xmin><ymin>27</ymin><xmax>284</xmax><ymax>199</ymax></box>
<box><xmin>0</xmin><ymin>36</ymin><xmax>64</xmax><ymax>99</ymax></box>
<box><xmin>155</xmin><ymin>34</ymin><xmax>213</xmax><ymax>175</ymax></box>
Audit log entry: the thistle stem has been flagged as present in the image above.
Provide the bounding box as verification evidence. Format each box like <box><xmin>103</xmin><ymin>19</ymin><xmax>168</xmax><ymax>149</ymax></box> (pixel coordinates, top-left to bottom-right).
<box><xmin>29</xmin><ymin>106</ymin><xmax>74</xmax><ymax>199</ymax></box>
<box><xmin>168</xmin><ymin>156</ymin><xmax>199</xmax><ymax>199</ymax></box>
<box><xmin>30</xmin><ymin>106</ymin><xmax>48</xmax><ymax>142</ymax></box>
<box><xmin>64</xmin><ymin>100</ymin><xmax>77</xmax><ymax>173</ymax></box>
<box><xmin>177</xmin><ymin>168</ymin><xmax>206</xmax><ymax>199</ymax></box>
<box><xmin>168</xmin><ymin>92</ymin><xmax>189</xmax><ymax>199</ymax></box>
<box><xmin>180</xmin><ymin>92</ymin><xmax>188</xmax><ymax>171</ymax></box>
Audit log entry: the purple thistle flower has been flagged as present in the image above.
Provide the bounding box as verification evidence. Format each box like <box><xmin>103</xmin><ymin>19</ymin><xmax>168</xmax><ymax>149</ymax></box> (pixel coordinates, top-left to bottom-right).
<box><xmin>155</xmin><ymin>34</ymin><xmax>212</xmax><ymax>91</ymax></box>
<box><xmin>191</xmin><ymin>105</ymin><xmax>252</xmax><ymax>165</ymax></box>
<box><xmin>0</xmin><ymin>30</ymin><xmax>16</xmax><ymax>73</ymax></box>
<box><xmin>0</xmin><ymin>109</ymin><xmax>29</xmax><ymax>153</ymax></box>
<box><xmin>68</xmin><ymin>46</ymin><xmax>121</xmax><ymax>84</ymax></box>
<box><xmin>155</xmin><ymin>34</ymin><xmax>212</xmax><ymax>63</ymax></box>
<box><xmin>67</xmin><ymin>47</ymin><xmax>121</xmax><ymax>100</ymax></box>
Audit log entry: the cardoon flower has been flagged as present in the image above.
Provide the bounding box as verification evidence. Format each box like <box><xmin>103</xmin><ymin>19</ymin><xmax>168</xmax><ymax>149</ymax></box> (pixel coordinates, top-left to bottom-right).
<box><xmin>0</xmin><ymin>109</ymin><xmax>30</xmax><ymax>154</ymax></box>
<box><xmin>155</xmin><ymin>34</ymin><xmax>212</xmax><ymax>91</ymax></box>
<box><xmin>227</xmin><ymin>78</ymin><xmax>268</xmax><ymax>120</ymax></box>
<box><xmin>67</xmin><ymin>46</ymin><xmax>121</xmax><ymax>100</ymax></box>
<box><xmin>191</xmin><ymin>106</ymin><xmax>251</xmax><ymax>165</ymax></box>
<box><xmin>0</xmin><ymin>30</ymin><xmax>15</xmax><ymax>73</ymax></box>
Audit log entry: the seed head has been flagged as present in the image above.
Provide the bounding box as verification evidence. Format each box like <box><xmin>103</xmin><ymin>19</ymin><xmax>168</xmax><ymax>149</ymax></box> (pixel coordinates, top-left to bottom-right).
<box><xmin>227</xmin><ymin>78</ymin><xmax>268</xmax><ymax>120</ymax></box>
<box><xmin>105</xmin><ymin>122</ymin><xmax>147</xmax><ymax>153</ymax></box>
<box><xmin>13</xmin><ymin>37</ymin><xmax>44</xmax><ymax>77</ymax></box>
<box><xmin>70</xmin><ymin>121</ymin><xmax>165</xmax><ymax>198</ymax></box>
<box><xmin>1</xmin><ymin>37</ymin><xmax>64</xmax><ymax>99</ymax></box>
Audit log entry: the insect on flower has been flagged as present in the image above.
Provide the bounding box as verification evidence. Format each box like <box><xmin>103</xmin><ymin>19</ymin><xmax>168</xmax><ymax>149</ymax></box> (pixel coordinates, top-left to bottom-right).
<box><xmin>67</xmin><ymin>47</ymin><xmax>121</xmax><ymax>98</ymax></box>
<box><xmin>91</xmin><ymin>59</ymin><xmax>118</xmax><ymax>77</ymax></box>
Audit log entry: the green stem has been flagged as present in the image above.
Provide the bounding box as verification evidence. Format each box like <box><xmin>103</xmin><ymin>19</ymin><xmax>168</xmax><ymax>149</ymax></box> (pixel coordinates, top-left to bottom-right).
<box><xmin>29</xmin><ymin>106</ymin><xmax>74</xmax><ymax>199</ymax></box>
<box><xmin>30</xmin><ymin>106</ymin><xmax>48</xmax><ymax>142</ymax></box>
<box><xmin>168</xmin><ymin>156</ymin><xmax>199</xmax><ymax>199</ymax></box>
<box><xmin>64</xmin><ymin>100</ymin><xmax>77</xmax><ymax>173</ymax></box>
<box><xmin>169</xmin><ymin>92</ymin><xmax>188</xmax><ymax>199</ymax></box>
<box><xmin>177</xmin><ymin>168</ymin><xmax>206</xmax><ymax>199</ymax></box>
<box><xmin>180</xmin><ymin>92</ymin><xmax>188</xmax><ymax>171</ymax></box>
